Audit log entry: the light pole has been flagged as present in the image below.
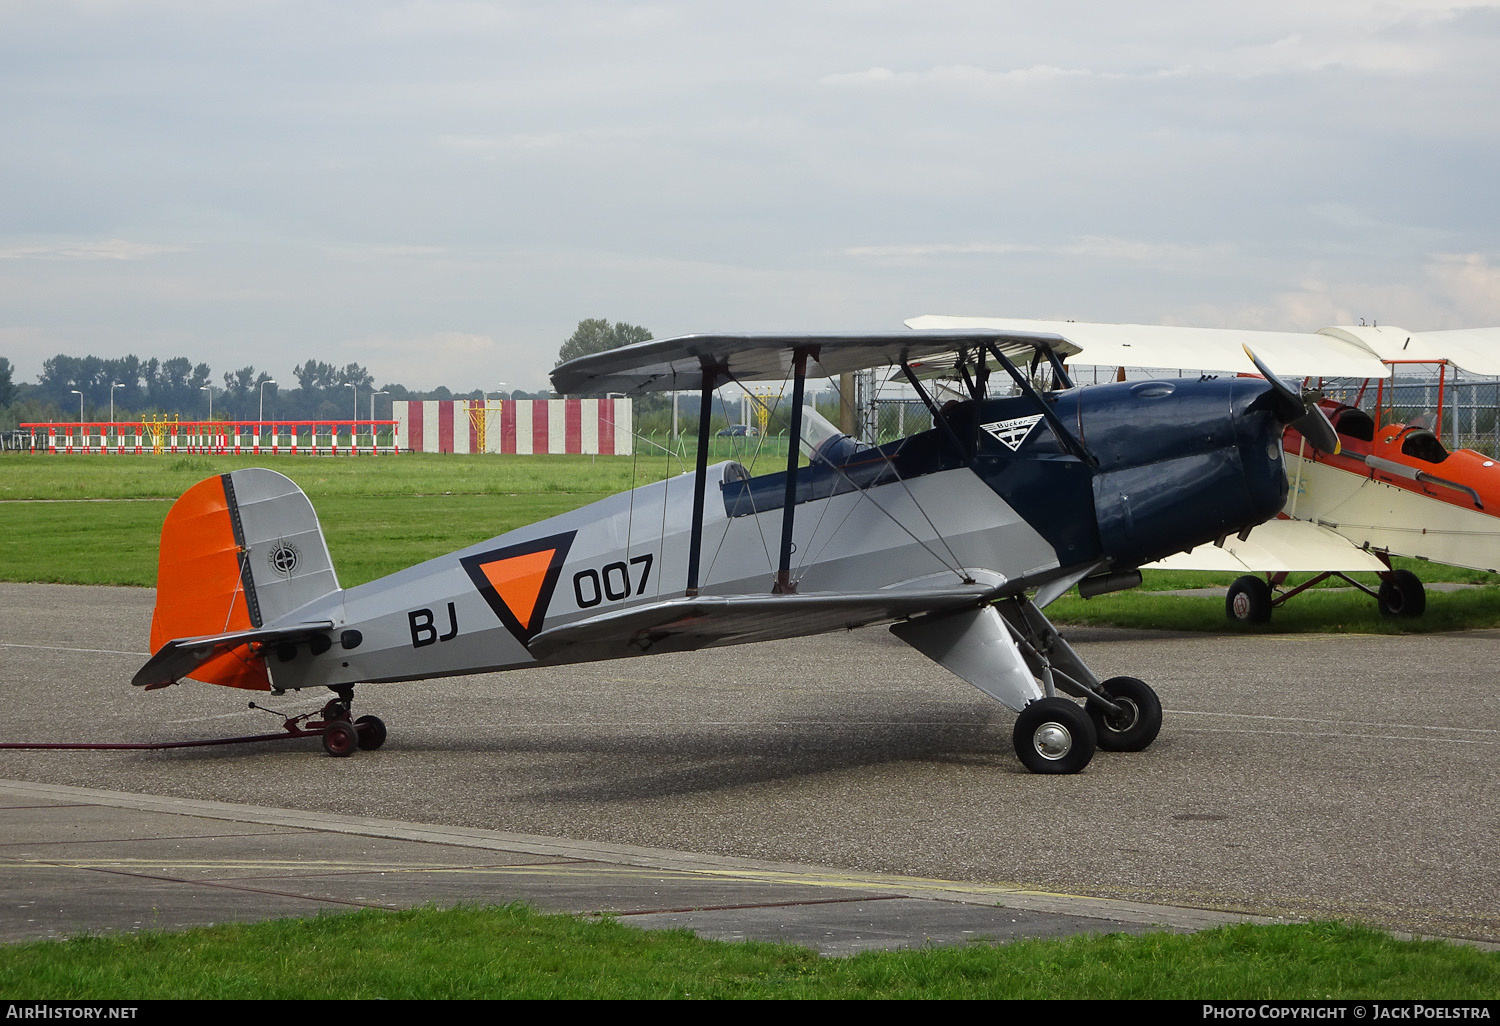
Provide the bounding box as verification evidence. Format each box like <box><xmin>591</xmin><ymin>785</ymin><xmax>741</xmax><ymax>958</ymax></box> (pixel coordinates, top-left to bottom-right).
<box><xmin>344</xmin><ymin>382</ymin><xmax>356</xmax><ymax>447</ymax></box>
<box><xmin>370</xmin><ymin>390</ymin><xmax>387</xmax><ymax>447</ymax></box>
<box><xmin>259</xmin><ymin>378</ymin><xmax>276</xmax><ymax>422</ymax></box>
<box><xmin>201</xmin><ymin>386</ymin><xmax>213</xmax><ymax>453</ymax></box>
<box><xmin>109</xmin><ymin>381</ymin><xmax>122</xmax><ymax>424</ymax></box>
<box><xmin>71</xmin><ymin>389</ymin><xmax>83</xmax><ymax>422</ymax></box>
<box><xmin>258</xmin><ymin>379</ymin><xmax>277</xmax><ymax>449</ymax></box>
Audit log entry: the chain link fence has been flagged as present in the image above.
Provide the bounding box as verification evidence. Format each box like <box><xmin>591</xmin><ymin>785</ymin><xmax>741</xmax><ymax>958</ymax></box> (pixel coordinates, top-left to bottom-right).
<box><xmin>1317</xmin><ymin>377</ymin><xmax>1500</xmax><ymax>457</ymax></box>
<box><xmin>865</xmin><ymin>373</ymin><xmax>1500</xmax><ymax>457</ymax></box>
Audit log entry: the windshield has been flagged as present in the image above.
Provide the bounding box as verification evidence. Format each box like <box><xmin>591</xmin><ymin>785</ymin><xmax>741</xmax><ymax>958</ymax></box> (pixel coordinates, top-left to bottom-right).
<box><xmin>798</xmin><ymin>405</ymin><xmax>871</xmax><ymax>466</ymax></box>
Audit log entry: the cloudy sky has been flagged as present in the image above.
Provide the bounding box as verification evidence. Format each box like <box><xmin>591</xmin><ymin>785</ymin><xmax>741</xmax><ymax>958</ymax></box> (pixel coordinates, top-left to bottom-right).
<box><xmin>3</xmin><ymin>0</ymin><xmax>1498</xmax><ymax>393</ymax></box>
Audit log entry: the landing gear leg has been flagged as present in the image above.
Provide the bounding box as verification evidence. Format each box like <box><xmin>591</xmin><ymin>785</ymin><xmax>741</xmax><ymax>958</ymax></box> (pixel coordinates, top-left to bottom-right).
<box><xmin>893</xmin><ymin>598</ymin><xmax>1162</xmax><ymax>774</ymax></box>
<box><xmin>996</xmin><ymin>596</ymin><xmax>1163</xmax><ymax>763</ymax></box>
<box><xmin>319</xmin><ymin>686</ymin><xmax>353</xmax><ymax>726</ymax></box>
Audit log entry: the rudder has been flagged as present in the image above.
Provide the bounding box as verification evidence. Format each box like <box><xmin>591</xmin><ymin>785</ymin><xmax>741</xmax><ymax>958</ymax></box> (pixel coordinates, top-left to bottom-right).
<box><xmin>149</xmin><ymin>469</ymin><xmax>340</xmax><ymax>690</ymax></box>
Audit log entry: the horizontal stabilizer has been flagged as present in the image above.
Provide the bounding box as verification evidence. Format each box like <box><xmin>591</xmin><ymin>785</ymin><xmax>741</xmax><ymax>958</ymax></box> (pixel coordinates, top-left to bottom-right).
<box><xmin>133</xmin><ymin>621</ymin><xmax>335</xmax><ymax>690</ymax></box>
<box><xmin>527</xmin><ymin>588</ymin><xmax>990</xmax><ymax>662</ymax></box>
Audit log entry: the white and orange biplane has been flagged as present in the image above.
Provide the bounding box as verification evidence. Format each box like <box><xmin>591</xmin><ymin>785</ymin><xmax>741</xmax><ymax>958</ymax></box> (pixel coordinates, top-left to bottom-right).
<box><xmin>911</xmin><ymin>316</ymin><xmax>1500</xmax><ymax>623</ymax></box>
<box><xmin>136</xmin><ymin>329</ymin><xmax>1337</xmax><ymax>773</ymax></box>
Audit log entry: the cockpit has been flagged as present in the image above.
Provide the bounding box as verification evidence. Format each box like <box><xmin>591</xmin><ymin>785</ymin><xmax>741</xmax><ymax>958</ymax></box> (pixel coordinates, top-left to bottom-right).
<box><xmin>1398</xmin><ymin>427</ymin><xmax>1450</xmax><ymax>464</ymax></box>
<box><xmin>1330</xmin><ymin>407</ymin><xmax>1375</xmax><ymax>442</ymax></box>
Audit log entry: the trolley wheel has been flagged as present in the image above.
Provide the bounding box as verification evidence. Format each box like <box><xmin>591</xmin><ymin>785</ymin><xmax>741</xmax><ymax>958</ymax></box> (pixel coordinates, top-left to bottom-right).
<box><xmin>322</xmin><ymin>720</ymin><xmax>359</xmax><ymax>758</ymax></box>
<box><xmin>355</xmin><ymin>715</ymin><xmax>387</xmax><ymax>751</ymax></box>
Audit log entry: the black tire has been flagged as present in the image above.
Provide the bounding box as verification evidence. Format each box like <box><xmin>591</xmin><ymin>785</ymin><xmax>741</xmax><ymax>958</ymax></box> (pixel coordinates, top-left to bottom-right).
<box><xmin>1087</xmin><ymin>676</ymin><xmax>1163</xmax><ymax>753</ymax></box>
<box><xmin>355</xmin><ymin>715</ymin><xmax>387</xmax><ymax>751</ymax></box>
<box><xmin>1378</xmin><ymin>569</ymin><xmax>1426</xmax><ymax>618</ymax></box>
<box><xmin>322</xmin><ymin>720</ymin><xmax>358</xmax><ymax>758</ymax></box>
<box><xmin>1226</xmin><ymin>575</ymin><xmax>1273</xmax><ymax>624</ymax></box>
<box><xmin>1013</xmin><ymin>698</ymin><xmax>1097</xmax><ymax>775</ymax></box>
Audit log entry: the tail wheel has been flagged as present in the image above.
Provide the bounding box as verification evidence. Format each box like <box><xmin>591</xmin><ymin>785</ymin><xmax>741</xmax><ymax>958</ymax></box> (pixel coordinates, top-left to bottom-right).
<box><xmin>1226</xmin><ymin>575</ymin><xmax>1273</xmax><ymax>624</ymax></box>
<box><xmin>322</xmin><ymin>720</ymin><xmax>358</xmax><ymax>758</ymax></box>
<box><xmin>1013</xmin><ymin>698</ymin><xmax>1096</xmax><ymax>775</ymax></box>
<box><xmin>1086</xmin><ymin>676</ymin><xmax>1163</xmax><ymax>752</ymax></box>
<box><xmin>355</xmin><ymin>715</ymin><xmax>387</xmax><ymax>751</ymax></box>
<box><xmin>1378</xmin><ymin>569</ymin><xmax>1426</xmax><ymax>618</ymax></box>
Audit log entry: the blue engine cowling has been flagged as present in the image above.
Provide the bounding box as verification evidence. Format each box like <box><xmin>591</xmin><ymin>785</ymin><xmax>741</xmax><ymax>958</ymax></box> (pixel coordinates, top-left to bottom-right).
<box><xmin>969</xmin><ymin>375</ymin><xmax>1290</xmax><ymax>571</ymax></box>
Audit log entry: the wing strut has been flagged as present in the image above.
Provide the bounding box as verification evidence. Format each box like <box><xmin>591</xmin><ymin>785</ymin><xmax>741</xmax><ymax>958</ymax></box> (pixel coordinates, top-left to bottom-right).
<box><xmin>900</xmin><ymin>361</ymin><xmax>967</xmax><ymax>459</ymax></box>
<box><xmin>685</xmin><ymin>368</ymin><xmax>717</xmax><ymax>597</ymax></box>
<box><xmin>774</xmin><ymin>348</ymin><xmax>812</xmax><ymax>593</ymax></box>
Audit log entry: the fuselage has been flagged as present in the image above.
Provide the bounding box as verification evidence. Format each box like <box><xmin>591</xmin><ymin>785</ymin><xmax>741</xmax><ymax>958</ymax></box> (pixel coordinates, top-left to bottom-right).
<box><xmin>261</xmin><ymin>374</ymin><xmax>1293</xmax><ymax>692</ymax></box>
<box><xmin>1283</xmin><ymin>399</ymin><xmax>1500</xmax><ymax>573</ymax></box>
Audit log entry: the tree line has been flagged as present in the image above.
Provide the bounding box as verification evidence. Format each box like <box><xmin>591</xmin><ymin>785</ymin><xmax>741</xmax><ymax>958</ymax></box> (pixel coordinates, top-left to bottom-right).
<box><xmin>0</xmin><ymin>320</ymin><xmax>824</xmax><ymax>436</ymax></box>
<box><xmin>0</xmin><ymin>354</ymin><xmax>556</xmax><ymax>431</ymax></box>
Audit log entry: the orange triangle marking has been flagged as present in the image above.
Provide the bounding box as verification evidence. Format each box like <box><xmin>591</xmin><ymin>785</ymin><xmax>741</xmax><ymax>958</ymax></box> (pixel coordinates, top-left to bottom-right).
<box><xmin>478</xmin><ymin>549</ymin><xmax>557</xmax><ymax>630</ymax></box>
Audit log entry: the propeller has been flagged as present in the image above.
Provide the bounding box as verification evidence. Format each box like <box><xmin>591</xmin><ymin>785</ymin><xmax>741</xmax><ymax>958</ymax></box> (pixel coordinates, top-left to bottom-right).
<box><xmin>1241</xmin><ymin>345</ymin><xmax>1341</xmax><ymax>455</ymax></box>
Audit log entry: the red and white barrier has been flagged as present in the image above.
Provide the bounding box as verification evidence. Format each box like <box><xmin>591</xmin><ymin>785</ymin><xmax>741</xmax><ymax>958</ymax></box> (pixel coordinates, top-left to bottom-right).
<box><xmin>21</xmin><ymin>421</ymin><xmax>399</xmax><ymax>455</ymax></box>
<box><xmin>394</xmin><ymin>399</ymin><xmax>633</xmax><ymax>455</ymax></box>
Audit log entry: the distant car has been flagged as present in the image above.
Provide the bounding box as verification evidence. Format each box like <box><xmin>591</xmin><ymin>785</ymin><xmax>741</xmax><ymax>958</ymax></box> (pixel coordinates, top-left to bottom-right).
<box><xmin>716</xmin><ymin>425</ymin><xmax>759</xmax><ymax>437</ymax></box>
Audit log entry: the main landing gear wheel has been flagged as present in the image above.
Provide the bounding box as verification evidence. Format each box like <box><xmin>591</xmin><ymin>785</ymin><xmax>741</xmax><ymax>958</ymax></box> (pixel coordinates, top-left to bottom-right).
<box><xmin>355</xmin><ymin>715</ymin><xmax>387</xmax><ymax>751</ymax></box>
<box><xmin>322</xmin><ymin>720</ymin><xmax>359</xmax><ymax>758</ymax></box>
<box><xmin>1086</xmin><ymin>676</ymin><xmax>1162</xmax><ymax>752</ymax></box>
<box><xmin>1378</xmin><ymin>569</ymin><xmax>1426</xmax><ymax>619</ymax></box>
<box><xmin>1013</xmin><ymin>698</ymin><xmax>1097</xmax><ymax>775</ymax></box>
<box><xmin>1226</xmin><ymin>575</ymin><xmax>1273</xmax><ymax>624</ymax></box>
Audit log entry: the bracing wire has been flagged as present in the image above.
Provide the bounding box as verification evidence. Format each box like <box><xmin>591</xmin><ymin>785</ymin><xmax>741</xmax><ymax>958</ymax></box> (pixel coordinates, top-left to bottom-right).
<box><xmin>791</xmin><ymin>367</ymin><xmax>969</xmax><ymax>584</ymax></box>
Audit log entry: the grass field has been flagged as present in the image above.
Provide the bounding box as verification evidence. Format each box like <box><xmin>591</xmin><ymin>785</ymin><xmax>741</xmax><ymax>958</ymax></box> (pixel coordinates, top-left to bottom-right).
<box><xmin>4</xmin><ymin>452</ymin><xmax>1499</xmax><ymax>633</ymax></box>
<box><xmin>2</xmin><ymin>906</ymin><xmax>1497</xmax><ymax>1000</ymax></box>
<box><xmin>0</xmin><ymin>453</ymin><xmax>672</xmax><ymax>587</ymax></box>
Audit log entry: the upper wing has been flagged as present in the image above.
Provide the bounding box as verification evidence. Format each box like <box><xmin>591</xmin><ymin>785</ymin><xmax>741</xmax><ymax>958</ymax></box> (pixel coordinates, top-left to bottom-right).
<box><xmin>1146</xmin><ymin>519</ymin><xmax>1388</xmax><ymax>574</ymax></box>
<box><xmin>550</xmin><ymin>330</ymin><xmax>1080</xmax><ymax>395</ymax></box>
<box><xmin>526</xmin><ymin>587</ymin><xmax>992</xmax><ymax>663</ymax></box>
<box><xmin>1321</xmin><ymin>325</ymin><xmax>1500</xmax><ymax>377</ymax></box>
<box><xmin>906</xmin><ymin>315</ymin><xmax>1391</xmax><ymax>378</ymax></box>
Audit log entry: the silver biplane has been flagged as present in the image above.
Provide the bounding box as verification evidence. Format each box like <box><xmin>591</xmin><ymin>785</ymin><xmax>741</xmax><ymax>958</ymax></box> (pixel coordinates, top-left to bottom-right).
<box><xmin>135</xmin><ymin>329</ymin><xmax>1335</xmax><ymax>773</ymax></box>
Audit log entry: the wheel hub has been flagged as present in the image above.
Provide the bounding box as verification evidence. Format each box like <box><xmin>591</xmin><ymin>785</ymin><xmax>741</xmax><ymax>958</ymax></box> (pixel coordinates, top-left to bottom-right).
<box><xmin>1032</xmin><ymin>722</ymin><xmax>1073</xmax><ymax>760</ymax></box>
<box><xmin>1104</xmin><ymin>697</ymin><xmax>1140</xmax><ymax>732</ymax></box>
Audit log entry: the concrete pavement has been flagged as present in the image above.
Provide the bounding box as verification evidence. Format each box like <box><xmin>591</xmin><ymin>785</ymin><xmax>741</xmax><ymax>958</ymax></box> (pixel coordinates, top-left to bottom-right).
<box><xmin>0</xmin><ymin>778</ymin><xmax>1242</xmax><ymax>955</ymax></box>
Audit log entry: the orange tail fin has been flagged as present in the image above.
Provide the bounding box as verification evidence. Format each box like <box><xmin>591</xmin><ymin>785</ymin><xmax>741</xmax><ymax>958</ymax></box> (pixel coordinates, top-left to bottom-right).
<box><xmin>149</xmin><ymin>474</ymin><xmax>268</xmax><ymax>690</ymax></box>
<box><xmin>148</xmin><ymin>470</ymin><xmax>340</xmax><ymax>691</ymax></box>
